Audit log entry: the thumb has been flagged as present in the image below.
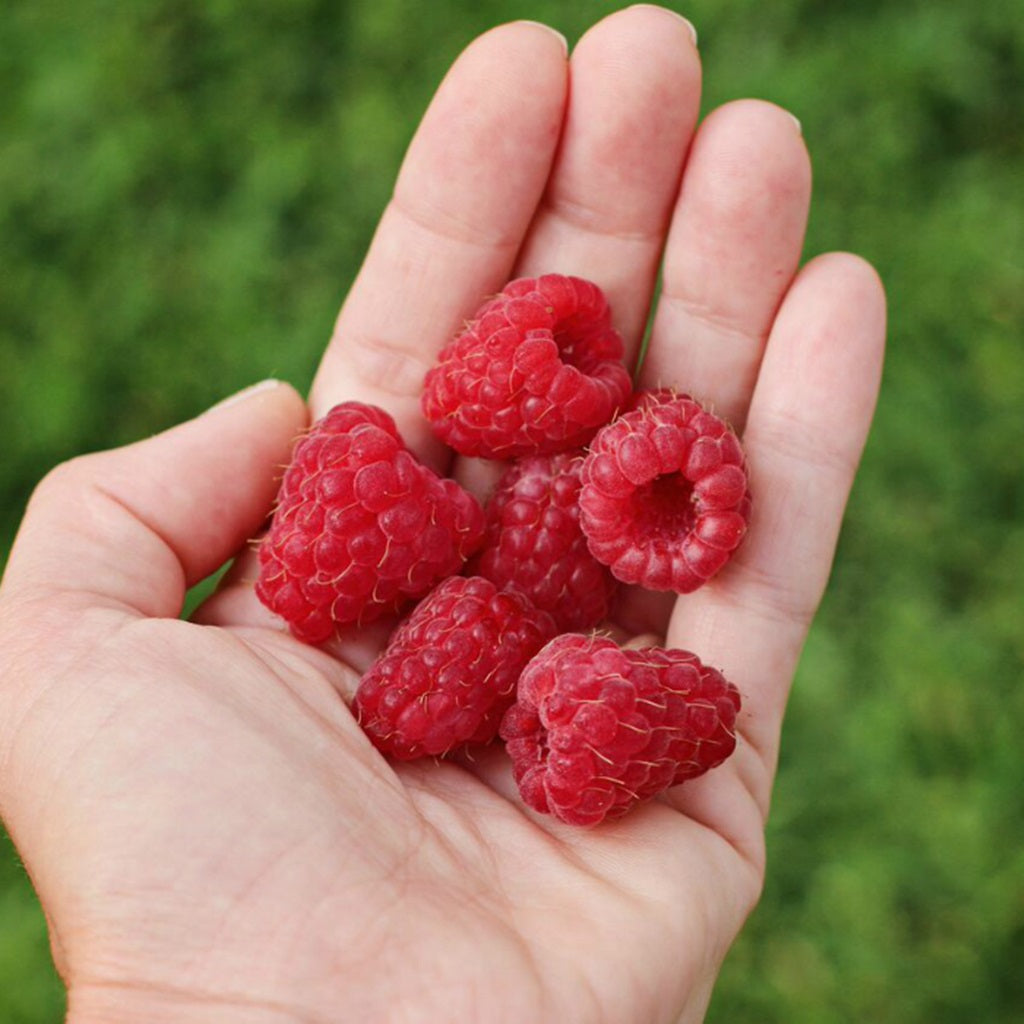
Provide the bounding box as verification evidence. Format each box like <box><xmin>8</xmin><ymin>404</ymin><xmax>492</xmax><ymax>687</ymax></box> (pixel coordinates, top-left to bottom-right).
<box><xmin>1</xmin><ymin>380</ymin><xmax>308</xmax><ymax>619</ymax></box>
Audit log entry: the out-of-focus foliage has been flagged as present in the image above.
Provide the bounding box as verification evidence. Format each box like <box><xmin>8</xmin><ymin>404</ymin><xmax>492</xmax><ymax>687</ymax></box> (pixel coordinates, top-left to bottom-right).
<box><xmin>1</xmin><ymin>1</ymin><xmax>1021</xmax><ymax>1021</ymax></box>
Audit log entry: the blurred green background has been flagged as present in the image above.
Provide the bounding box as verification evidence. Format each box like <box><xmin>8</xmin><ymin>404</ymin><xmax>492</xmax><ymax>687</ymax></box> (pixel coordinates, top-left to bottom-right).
<box><xmin>1</xmin><ymin>0</ymin><xmax>1021</xmax><ymax>1020</ymax></box>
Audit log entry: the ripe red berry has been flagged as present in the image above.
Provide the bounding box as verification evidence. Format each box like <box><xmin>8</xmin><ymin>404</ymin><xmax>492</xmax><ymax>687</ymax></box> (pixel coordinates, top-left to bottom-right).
<box><xmin>256</xmin><ymin>402</ymin><xmax>485</xmax><ymax>643</ymax></box>
<box><xmin>422</xmin><ymin>274</ymin><xmax>633</xmax><ymax>459</ymax></box>
<box><xmin>354</xmin><ymin>576</ymin><xmax>556</xmax><ymax>760</ymax></box>
<box><xmin>500</xmin><ymin>633</ymin><xmax>741</xmax><ymax>826</ymax></box>
<box><xmin>578</xmin><ymin>390</ymin><xmax>751</xmax><ymax>593</ymax></box>
<box><xmin>468</xmin><ymin>450</ymin><xmax>618</xmax><ymax>632</ymax></box>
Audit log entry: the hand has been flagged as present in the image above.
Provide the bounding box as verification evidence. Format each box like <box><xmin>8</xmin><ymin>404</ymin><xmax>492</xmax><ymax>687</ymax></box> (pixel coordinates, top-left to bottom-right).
<box><xmin>0</xmin><ymin>9</ymin><xmax>885</xmax><ymax>1023</ymax></box>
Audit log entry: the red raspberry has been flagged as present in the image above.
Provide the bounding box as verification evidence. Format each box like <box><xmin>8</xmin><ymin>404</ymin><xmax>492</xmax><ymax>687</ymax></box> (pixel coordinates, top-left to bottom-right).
<box><xmin>468</xmin><ymin>451</ymin><xmax>618</xmax><ymax>632</ymax></box>
<box><xmin>422</xmin><ymin>274</ymin><xmax>633</xmax><ymax>459</ymax></box>
<box><xmin>354</xmin><ymin>576</ymin><xmax>556</xmax><ymax>760</ymax></box>
<box><xmin>256</xmin><ymin>402</ymin><xmax>485</xmax><ymax>643</ymax></box>
<box><xmin>500</xmin><ymin>633</ymin><xmax>741</xmax><ymax>826</ymax></box>
<box><xmin>578</xmin><ymin>390</ymin><xmax>751</xmax><ymax>593</ymax></box>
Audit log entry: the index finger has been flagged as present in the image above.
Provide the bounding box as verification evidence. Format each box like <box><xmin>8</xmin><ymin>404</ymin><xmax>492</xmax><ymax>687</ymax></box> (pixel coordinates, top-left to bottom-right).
<box><xmin>309</xmin><ymin>22</ymin><xmax>569</xmax><ymax>471</ymax></box>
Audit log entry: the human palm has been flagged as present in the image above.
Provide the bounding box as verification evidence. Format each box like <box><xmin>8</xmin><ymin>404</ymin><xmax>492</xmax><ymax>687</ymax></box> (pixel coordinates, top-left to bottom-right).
<box><xmin>0</xmin><ymin>10</ymin><xmax>885</xmax><ymax>1024</ymax></box>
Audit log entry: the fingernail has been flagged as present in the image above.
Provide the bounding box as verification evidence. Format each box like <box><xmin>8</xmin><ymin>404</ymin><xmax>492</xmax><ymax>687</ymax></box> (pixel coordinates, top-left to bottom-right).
<box><xmin>787</xmin><ymin>111</ymin><xmax>803</xmax><ymax>134</ymax></box>
<box><xmin>203</xmin><ymin>379</ymin><xmax>285</xmax><ymax>417</ymax></box>
<box><xmin>629</xmin><ymin>5</ymin><xmax>698</xmax><ymax>47</ymax></box>
<box><xmin>516</xmin><ymin>20</ymin><xmax>569</xmax><ymax>57</ymax></box>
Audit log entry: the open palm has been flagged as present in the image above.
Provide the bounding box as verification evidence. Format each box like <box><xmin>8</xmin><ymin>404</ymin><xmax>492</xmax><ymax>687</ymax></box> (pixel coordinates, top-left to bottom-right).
<box><xmin>0</xmin><ymin>10</ymin><xmax>884</xmax><ymax>1024</ymax></box>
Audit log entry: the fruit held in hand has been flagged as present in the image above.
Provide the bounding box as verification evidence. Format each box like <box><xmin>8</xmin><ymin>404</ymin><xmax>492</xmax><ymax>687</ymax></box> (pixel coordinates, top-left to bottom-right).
<box><xmin>500</xmin><ymin>633</ymin><xmax>741</xmax><ymax>826</ymax></box>
<box><xmin>422</xmin><ymin>274</ymin><xmax>633</xmax><ymax>459</ymax></box>
<box><xmin>256</xmin><ymin>402</ymin><xmax>485</xmax><ymax>643</ymax></box>
<box><xmin>579</xmin><ymin>389</ymin><xmax>751</xmax><ymax>593</ymax></box>
<box><xmin>468</xmin><ymin>450</ymin><xmax>618</xmax><ymax>633</ymax></box>
<box><xmin>354</xmin><ymin>576</ymin><xmax>556</xmax><ymax>759</ymax></box>
<box><xmin>258</xmin><ymin>274</ymin><xmax>750</xmax><ymax>827</ymax></box>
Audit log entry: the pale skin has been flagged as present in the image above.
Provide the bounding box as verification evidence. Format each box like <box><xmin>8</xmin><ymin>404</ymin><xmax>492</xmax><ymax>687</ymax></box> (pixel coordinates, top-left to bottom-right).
<box><xmin>0</xmin><ymin>9</ymin><xmax>885</xmax><ymax>1024</ymax></box>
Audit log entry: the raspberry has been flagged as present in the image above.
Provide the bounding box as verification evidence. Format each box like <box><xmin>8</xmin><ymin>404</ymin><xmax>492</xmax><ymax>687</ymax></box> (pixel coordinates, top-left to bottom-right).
<box><xmin>422</xmin><ymin>274</ymin><xmax>633</xmax><ymax>459</ymax></box>
<box><xmin>500</xmin><ymin>633</ymin><xmax>741</xmax><ymax>826</ymax></box>
<box><xmin>354</xmin><ymin>576</ymin><xmax>556</xmax><ymax>760</ymax></box>
<box><xmin>256</xmin><ymin>402</ymin><xmax>485</xmax><ymax>643</ymax></box>
<box><xmin>578</xmin><ymin>390</ymin><xmax>751</xmax><ymax>593</ymax></box>
<box><xmin>468</xmin><ymin>450</ymin><xmax>618</xmax><ymax>632</ymax></box>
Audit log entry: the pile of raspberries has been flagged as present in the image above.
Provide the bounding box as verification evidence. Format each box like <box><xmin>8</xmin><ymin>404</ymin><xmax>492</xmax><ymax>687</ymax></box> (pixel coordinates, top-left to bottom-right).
<box><xmin>256</xmin><ymin>274</ymin><xmax>750</xmax><ymax>826</ymax></box>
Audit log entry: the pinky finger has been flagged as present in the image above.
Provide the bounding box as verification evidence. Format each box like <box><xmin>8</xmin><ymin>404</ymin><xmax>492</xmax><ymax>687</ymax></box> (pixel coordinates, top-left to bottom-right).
<box><xmin>667</xmin><ymin>251</ymin><xmax>886</xmax><ymax>811</ymax></box>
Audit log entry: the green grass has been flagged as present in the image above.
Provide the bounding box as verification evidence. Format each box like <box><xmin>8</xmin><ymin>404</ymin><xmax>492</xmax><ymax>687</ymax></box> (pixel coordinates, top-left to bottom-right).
<box><xmin>2</xmin><ymin>1</ymin><xmax>1022</xmax><ymax>1020</ymax></box>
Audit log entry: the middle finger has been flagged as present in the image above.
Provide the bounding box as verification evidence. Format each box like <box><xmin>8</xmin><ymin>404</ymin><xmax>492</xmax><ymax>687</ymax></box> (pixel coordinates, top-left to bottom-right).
<box><xmin>513</xmin><ymin>5</ymin><xmax>702</xmax><ymax>361</ymax></box>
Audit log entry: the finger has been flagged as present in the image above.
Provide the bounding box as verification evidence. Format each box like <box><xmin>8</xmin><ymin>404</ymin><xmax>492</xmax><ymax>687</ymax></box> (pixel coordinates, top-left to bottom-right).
<box><xmin>309</xmin><ymin>21</ymin><xmax>569</xmax><ymax>468</ymax></box>
<box><xmin>0</xmin><ymin>381</ymin><xmax>308</xmax><ymax>619</ymax></box>
<box><xmin>641</xmin><ymin>99</ymin><xmax>811</xmax><ymax>430</ymax></box>
<box><xmin>513</xmin><ymin>5</ymin><xmax>701</xmax><ymax>357</ymax></box>
<box><xmin>668</xmin><ymin>253</ymin><xmax>886</xmax><ymax>812</ymax></box>
<box><xmin>201</xmin><ymin>24</ymin><xmax>569</xmax><ymax>643</ymax></box>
